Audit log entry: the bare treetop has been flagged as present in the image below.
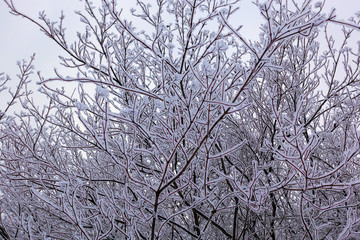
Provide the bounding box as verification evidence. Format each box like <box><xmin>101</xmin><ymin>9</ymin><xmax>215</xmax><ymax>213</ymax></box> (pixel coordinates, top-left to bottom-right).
<box><xmin>1</xmin><ymin>0</ymin><xmax>360</xmax><ymax>239</ymax></box>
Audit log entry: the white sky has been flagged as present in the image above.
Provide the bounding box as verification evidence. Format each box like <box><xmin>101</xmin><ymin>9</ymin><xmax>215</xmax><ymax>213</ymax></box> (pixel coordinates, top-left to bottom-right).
<box><xmin>0</xmin><ymin>0</ymin><xmax>359</xmax><ymax>84</ymax></box>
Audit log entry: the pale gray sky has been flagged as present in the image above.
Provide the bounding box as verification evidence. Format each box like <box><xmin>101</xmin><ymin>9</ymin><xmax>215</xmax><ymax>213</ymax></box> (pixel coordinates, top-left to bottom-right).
<box><xmin>0</xmin><ymin>0</ymin><xmax>359</xmax><ymax>81</ymax></box>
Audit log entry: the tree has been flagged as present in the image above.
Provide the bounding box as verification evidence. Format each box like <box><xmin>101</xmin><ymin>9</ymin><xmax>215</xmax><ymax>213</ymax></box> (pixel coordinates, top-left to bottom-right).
<box><xmin>1</xmin><ymin>0</ymin><xmax>360</xmax><ymax>239</ymax></box>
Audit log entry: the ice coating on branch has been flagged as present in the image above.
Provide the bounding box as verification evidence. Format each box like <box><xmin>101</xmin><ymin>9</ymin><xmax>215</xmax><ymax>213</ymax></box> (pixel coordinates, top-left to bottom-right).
<box><xmin>75</xmin><ymin>101</ymin><xmax>88</xmax><ymax>111</ymax></box>
<box><xmin>167</xmin><ymin>42</ymin><xmax>175</xmax><ymax>49</ymax></box>
<box><xmin>314</xmin><ymin>1</ymin><xmax>323</xmax><ymax>8</ymax></box>
<box><xmin>216</xmin><ymin>40</ymin><xmax>229</xmax><ymax>52</ymax></box>
<box><xmin>96</xmin><ymin>85</ymin><xmax>109</xmax><ymax>98</ymax></box>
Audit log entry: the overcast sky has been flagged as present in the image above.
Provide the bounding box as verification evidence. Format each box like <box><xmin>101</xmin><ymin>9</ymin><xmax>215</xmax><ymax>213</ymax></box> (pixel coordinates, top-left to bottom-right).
<box><xmin>0</xmin><ymin>0</ymin><xmax>359</xmax><ymax>82</ymax></box>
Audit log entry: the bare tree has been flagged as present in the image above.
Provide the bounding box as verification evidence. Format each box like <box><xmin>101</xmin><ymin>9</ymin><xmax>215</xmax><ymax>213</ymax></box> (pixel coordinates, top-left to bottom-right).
<box><xmin>1</xmin><ymin>0</ymin><xmax>360</xmax><ymax>239</ymax></box>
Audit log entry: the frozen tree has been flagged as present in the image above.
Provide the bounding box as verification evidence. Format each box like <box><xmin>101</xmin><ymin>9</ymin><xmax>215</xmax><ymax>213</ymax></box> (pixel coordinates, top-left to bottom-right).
<box><xmin>1</xmin><ymin>0</ymin><xmax>360</xmax><ymax>239</ymax></box>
